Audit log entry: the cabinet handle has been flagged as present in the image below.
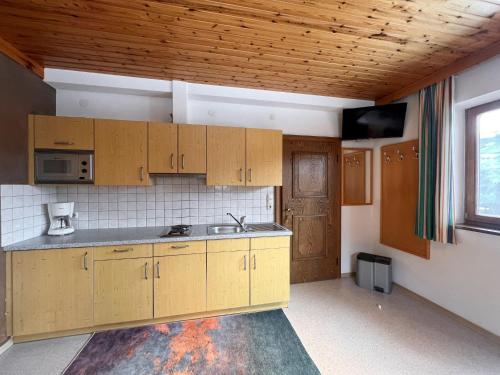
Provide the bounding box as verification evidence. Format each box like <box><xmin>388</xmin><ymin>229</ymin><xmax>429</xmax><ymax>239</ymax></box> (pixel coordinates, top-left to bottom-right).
<box><xmin>113</xmin><ymin>248</ymin><xmax>133</xmax><ymax>253</ymax></box>
<box><xmin>171</xmin><ymin>244</ymin><xmax>189</xmax><ymax>249</ymax></box>
<box><xmin>54</xmin><ymin>141</ymin><xmax>75</xmax><ymax>146</ymax></box>
<box><xmin>140</xmin><ymin>166</ymin><xmax>144</xmax><ymax>181</ymax></box>
<box><xmin>239</xmin><ymin>168</ymin><xmax>243</xmax><ymax>182</ymax></box>
<box><xmin>248</xmin><ymin>168</ymin><xmax>252</xmax><ymax>182</ymax></box>
<box><xmin>83</xmin><ymin>251</ymin><xmax>88</xmax><ymax>271</ymax></box>
<box><xmin>181</xmin><ymin>154</ymin><xmax>185</xmax><ymax>169</ymax></box>
<box><xmin>156</xmin><ymin>261</ymin><xmax>160</xmax><ymax>279</ymax></box>
<box><xmin>144</xmin><ymin>262</ymin><xmax>148</xmax><ymax>280</ymax></box>
<box><xmin>253</xmin><ymin>254</ymin><xmax>257</xmax><ymax>270</ymax></box>
<box><xmin>243</xmin><ymin>255</ymin><xmax>247</xmax><ymax>271</ymax></box>
<box><xmin>170</xmin><ymin>153</ymin><xmax>174</xmax><ymax>169</ymax></box>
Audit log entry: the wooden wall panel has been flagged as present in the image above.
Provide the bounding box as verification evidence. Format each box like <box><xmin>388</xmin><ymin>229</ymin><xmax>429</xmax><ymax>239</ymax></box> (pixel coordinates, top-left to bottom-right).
<box><xmin>381</xmin><ymin>140</ymin><xmax>430</xmax><ymax>259</ymax></box>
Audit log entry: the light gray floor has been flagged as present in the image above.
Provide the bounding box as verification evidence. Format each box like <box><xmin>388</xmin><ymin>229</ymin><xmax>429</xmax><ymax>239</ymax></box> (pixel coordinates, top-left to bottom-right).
<box><xmin>1</xmin><ymin>278</ymin><xmax>499</xmax><ymax>375</ymax></box>
<box><xmin>284</xmin><ymin>278</ymin><xmax>500</xmax><ymax>375</ymax></box>
<box><xmin>0</xmin><ymin>334</ymin><xmax>90</xmax><ymax>375</ymax></box>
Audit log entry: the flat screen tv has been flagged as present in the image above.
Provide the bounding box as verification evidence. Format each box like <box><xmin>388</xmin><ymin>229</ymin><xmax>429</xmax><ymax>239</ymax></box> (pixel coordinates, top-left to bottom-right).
<box><xmin>342</xmin><ymin>103</ymin><xmax>407</xmax><ymax>140</ymax></box>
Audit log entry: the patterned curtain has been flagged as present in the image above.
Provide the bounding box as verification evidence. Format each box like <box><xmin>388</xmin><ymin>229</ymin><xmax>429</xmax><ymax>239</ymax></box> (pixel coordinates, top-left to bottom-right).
<box><xmin>415</xmin><ymin>77</ymin><xmax>456</xmax><ymax>244</ymax></box>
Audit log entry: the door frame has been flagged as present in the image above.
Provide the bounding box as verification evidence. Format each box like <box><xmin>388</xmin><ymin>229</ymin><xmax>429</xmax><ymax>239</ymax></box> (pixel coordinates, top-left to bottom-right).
<box><xmin>275</xmin><ymin>135</ymin><xmax>342</xmax><ymax>280</ymax></box>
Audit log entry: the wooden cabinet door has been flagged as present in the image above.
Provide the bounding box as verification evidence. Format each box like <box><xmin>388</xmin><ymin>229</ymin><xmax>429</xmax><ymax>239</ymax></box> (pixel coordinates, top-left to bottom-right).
<box><xmin>250</xmin><ymin>248</ymin><xmax>290</xmax><ymax>306</ymax></box>
<box><xmin>95</xmin><ymin>119</ymin><xmax>150</xmax><ymax>185</ymax></box>
<box><xmin>207</xmin><ymin>251</ymin><xmax>249</xmax><ymax>311</ymax></box>
<box><xmin>148</xmin><ymin>122</ymin><xmax>178</xmax><ymax>173</ymax></box>
<box><xmin>178</xmin><ymin>124</ymin><xmax>206</xmax><ymax>174</ymax></box>
<box><xmin>246</xmin><ymin>128</ymin><xmax>282</xmax><ymax>186</ymax></box>
<box><xmin>34</xmin><ymin>115</ymin><xmax>94</xmax><ymax>150</ymax></box>
<box><xmin>154</xmin><ymin>254</ymin><xmax>206</xmax><ymax>318</ymax></box>
<box><xmin>94</xmin><ymin>258</ymin><xmax>153</xmax><ymax>325</ymax></box>
<box><xmin>12</xmin><ymin>248</ymin><xmax>93</xmax><ymax>336</ymax></box>
<box><xmin>207</xmin><ymin>126</ymin><xmax>245</xmax><ymax>185</ymax></box>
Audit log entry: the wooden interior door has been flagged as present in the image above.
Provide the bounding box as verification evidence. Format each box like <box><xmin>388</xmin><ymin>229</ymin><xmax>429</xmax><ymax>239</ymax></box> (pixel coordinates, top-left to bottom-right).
<box><xmin>281</xmin><ymin>136</ymin><xmax>341</xmax><ymax>283</ymax></box>
<box><xmin>94</xmin><ymin>258</ymin><xmax>153</xmax><ymax>325</ymax></box>
<box><xmin>207</xmin><ymin>251</ymin><xmax>249</xmax><ymax>310</ymax></box>
<box><xmin>250</xmin><ymin>248</ymin><xmax>290</xmax><ymax>305</ymax></box>
<box><xmin>154</xmin><ymin>254</ymin><xmax>206</xmax><ymax>318</ymax></box>
<box><xmin>381</xmin><ymin>140</ymin><xmax>430</xmax><ymax>258</ymax></box>
<box><xmin>95</xmin><ymin>119</ymin><xmax>149</xmax><ymax>185</ymax></box>
<box><xmin>343</xmin><ymin>150</ymin><xmax>366</xmax><ymax>204</ymax></box>
<box><xmin>207</xmin><ymin>126</ymin><xmax>246</xmax><ymax>185</ymax></box>
<box><xmin>12</xmin><ymin>248</ymin><xmax>93</xmax><ymax>336</ymax></box>
<box><xmin>148</xmin><ymin>122</ymin><xmax>177</xmax><ymax>173</ymax></box>
<box><xmin>246</xmin><ymin>128</ymin><xmax>282</xmax><ymax>186</ymax></box>
<box><xmin>178</xmin><ymin>124</ymin><xmax>206</xmax><ymax>174</ymax></box>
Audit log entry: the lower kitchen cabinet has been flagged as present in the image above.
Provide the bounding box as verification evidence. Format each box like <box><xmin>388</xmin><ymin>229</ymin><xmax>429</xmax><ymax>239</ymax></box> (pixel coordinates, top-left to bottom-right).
<box><xmin>250</xmin><ymin>248</ymin><xmax>290</xmax><ymax>306</ymax></box>
<box><xmin>207</xmin><ymin>251</ymin><xmax>250</xmax><ymax>311</ymax></box>
<box><xmin>154</xmin><ymin>254</ymin><xmax>206</xmax><ymax>317</ymax></box>
<box><xmin>94</xmin><ymin>258</ymin><xmax>153</xmax><ymax>325</ymax></box>
<box><xmin>12</xmin><ymin>248</ymin><xmax>93</xmax><ymax>336</ymax></box>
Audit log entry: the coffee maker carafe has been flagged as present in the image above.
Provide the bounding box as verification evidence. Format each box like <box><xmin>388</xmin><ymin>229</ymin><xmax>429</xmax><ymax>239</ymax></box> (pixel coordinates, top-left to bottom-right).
<box><xmin>47</xmin><ymin>202</ymin><xmax>75</xmax><ymax>236</ymax></box>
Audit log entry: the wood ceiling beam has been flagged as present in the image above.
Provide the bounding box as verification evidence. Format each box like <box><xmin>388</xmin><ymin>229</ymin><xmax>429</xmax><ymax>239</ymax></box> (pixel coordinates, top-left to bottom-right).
<box><xmin>0</xmin><ymin>36</ymin><xmax>43</xmax><ymax>78</ymax></box>
<box><xmin>376</xmin><ymin>39</ymin><xmax>500</xmax><ymax>105</ymax></box>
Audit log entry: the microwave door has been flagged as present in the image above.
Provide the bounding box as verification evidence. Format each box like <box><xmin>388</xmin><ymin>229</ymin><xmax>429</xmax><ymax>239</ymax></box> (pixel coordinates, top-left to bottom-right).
<box><xmin>36</xmin><ymin>154</ymin><xmax>80</xmax><ymax>182</ymax></box>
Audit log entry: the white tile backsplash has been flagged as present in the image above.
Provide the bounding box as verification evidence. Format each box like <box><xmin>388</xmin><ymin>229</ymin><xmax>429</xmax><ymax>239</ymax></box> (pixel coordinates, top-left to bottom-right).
<box><xmin>0</xmin><ymin>176</ymin><xmax>274</xmax><ymax>247</ymax></box>
<box><xmin>0</xmin><ymin>185</ymin><xmax>57</xmax><ymax>246</ymax></box>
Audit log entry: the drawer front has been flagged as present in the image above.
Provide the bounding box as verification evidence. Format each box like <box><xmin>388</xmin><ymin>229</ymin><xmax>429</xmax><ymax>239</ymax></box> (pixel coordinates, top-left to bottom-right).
<box><xmin>94</xmin><ymin>244</ymin><xmax>152</xmax><ymax>260</ymax></box>
<box><xmin>251</xmin><ymin>236</ymin><xmax>290</xmax><ymax>250</ymax></box>
<box><xmin>207</xmin><ymin>238</ymin><xmax>250</xmax><ymax>253</ymax></box>
<box><xmin>154</xmin><ymin>241</ymin><xmax>206</xmax><ymax>256</ymax></box>
<box><xmin>34</xmin><ymin>115</ymin><xmax>94</xmax><ymax>150</ymax></box>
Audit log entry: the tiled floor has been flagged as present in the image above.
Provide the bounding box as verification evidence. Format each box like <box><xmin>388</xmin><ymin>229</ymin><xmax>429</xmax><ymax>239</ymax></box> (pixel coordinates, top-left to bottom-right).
<box><xmin>1</xmin><ymin>278</ymin><xmax>499</xmax><ymax>375</ymax></box>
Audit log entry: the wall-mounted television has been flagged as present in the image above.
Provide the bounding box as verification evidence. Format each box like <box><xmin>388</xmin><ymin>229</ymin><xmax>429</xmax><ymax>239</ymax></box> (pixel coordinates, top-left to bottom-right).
<box><xmin>342</xmin><ymin>103</ymin><xmax>407</xmax><ymax>140</ymax></box>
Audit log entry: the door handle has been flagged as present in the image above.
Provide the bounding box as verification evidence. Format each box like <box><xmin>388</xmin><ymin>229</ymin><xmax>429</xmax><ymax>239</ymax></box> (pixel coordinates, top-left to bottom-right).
<box><xmin>248</xmin><ymin>168</ymin><xmax>252</xmax><ymax>182</ymax></box>
<box><xmin>113</xmin><ymin>248</ymin><xmax>133</xmax><ymax>253</ymax></box>
<box><xmin>181</xmin><ymin>154</ymin><xmax>185</xmax><ymax>169</ymax></box>
<box><xmin>253</xmin><ymin>254</ymin><xmax>257</xmax><ymax>270</ymax></box>
<box><xmin>83</xmin><ymin>252</ymin><xmax>88</xmax><ymax>271</ymax></box>
<box><xmin>144</xmin><ymin>262</ymin><xmax>148</xmax><ymax>280</ymax></box>
<box><xmin>171</xmin><ymin>245</ymin><xmax>189</xmax><ymax>249</ymax></box>
<box><xmin>140</xmin><ymin>166</ymin><xmax>144</xmax><ymax>181</ymax></box>
<box><xmin>239</xmin><ymin>168</ymin><xmax>243</xmax><ymax>182</ymax></box>
<box><xmin>54</xmin><ymin>141</ymin><xmax>75</xmax><ymax>146</ymax></box>
<box><xmin>156</xmin><ymin>261</ymin><xmax>160</xmax><ymax>279</ymax></box>
<box><xmin>170</xmin><ymin>153</ymin><xmax>174</xmax><ymax>169</ymax></box>
<box><xmin>243</xmin><ymin>255</ymin><xmax>247</xmax><ymax>271</ymax></box>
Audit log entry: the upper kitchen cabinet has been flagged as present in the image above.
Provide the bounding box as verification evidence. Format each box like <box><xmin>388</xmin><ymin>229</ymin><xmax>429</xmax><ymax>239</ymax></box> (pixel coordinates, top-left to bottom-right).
<box><xmin>178</xmin><ymin>124</ymin><xmax>206</xmax><ymax>174</ymax></box>
<box><xmin>148</xmin><ymin>122</ymin><xmax>178</xmax><ymax>174</ymax></box>
<box><xmin>34</xmin><ymin>115</ymin><xmax>94</xmax><ymax>150</ymax></box>
<box><xmin>95</xmin><ymin>119</ymin><xmax>150</xmax><ymax>186</ymax></box>
<box><xmin>207</xmin><ymin>126</ymin><xmax>246</xmax><ymax>186</ymax></box>
<box><xmin>246</xmin><ymin>129</ymin><xmax>283</xmax><ymax>186</ymax></box>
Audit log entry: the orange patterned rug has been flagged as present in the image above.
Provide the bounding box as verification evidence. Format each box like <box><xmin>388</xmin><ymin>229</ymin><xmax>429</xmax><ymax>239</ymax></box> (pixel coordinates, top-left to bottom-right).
<box><xmin>64</xmin><ymin>310</ymin><xmax>319</xmax><ymax>375</ymax></box>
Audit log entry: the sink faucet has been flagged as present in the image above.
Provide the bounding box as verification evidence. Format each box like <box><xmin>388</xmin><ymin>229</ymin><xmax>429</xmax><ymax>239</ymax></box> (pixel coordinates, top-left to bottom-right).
<box><xmin>226</xmin><ymin>212</ymin><xmax>247</xmax><ymax>231</ymax></box>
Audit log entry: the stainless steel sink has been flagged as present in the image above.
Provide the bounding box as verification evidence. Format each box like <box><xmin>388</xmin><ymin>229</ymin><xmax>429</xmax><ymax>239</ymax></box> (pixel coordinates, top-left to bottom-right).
<box><xmin>207</xmin><ymin>225</ymin><xmax>246</xmax><ymax>235</ymax></box>
<box><xmin>207</xmin><ymin>223</ymin><xmax>287</xmax><ymax>235</ymax></box>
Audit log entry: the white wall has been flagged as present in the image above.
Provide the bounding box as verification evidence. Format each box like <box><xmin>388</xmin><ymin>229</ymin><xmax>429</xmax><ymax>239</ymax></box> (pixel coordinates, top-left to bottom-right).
<box><xmin>369</xmin><ymin>58</ymin><xmax>500</xmax><ymax>336</ymax></box>
<box><xmin>56</xmin><ymin>89</ymin><xmax>172</xmax><ymax>122</ymax></box>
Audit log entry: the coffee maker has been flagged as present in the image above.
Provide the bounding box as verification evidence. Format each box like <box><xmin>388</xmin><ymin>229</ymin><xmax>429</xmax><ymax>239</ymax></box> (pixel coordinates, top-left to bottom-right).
<box><xmin>47</xmin><ymin>202</ymin><xmax>75</xmax><ymax>236</ymax></box>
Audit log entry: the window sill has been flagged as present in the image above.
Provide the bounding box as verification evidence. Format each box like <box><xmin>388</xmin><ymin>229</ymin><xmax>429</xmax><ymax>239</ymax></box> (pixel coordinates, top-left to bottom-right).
<box><xmin>456</xmin><ymin>224</ymin><xmax>500</xmax><ymax>237</ymax></box>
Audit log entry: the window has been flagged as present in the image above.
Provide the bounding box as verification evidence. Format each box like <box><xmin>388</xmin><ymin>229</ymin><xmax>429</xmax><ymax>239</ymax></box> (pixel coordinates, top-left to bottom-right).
<box><xmin>465</xmin><ymin>100</ymin><xmax>500</xmax><ymax>230</ymax></box>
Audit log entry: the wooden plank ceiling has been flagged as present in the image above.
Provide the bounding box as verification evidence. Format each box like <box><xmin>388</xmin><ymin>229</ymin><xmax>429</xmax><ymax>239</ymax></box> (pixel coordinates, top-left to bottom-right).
<box><xmin>0</xmin><ymin>0</ymin><xmax>500</xmax><ymax>100</ymax></box>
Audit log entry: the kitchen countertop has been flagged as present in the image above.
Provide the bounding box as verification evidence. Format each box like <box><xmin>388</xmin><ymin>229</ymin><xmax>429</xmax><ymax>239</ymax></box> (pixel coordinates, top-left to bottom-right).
<box><xmin>2</xmin><ymin>223</ymin><xmax>292</xmax><ymax>251</ymax></box>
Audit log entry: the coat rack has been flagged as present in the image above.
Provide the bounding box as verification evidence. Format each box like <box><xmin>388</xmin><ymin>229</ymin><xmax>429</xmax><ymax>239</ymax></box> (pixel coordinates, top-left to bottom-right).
<box><xmin>380</xmin><ymin>140</ymin><xmax>430</xmax><ymax>259</ymax></box>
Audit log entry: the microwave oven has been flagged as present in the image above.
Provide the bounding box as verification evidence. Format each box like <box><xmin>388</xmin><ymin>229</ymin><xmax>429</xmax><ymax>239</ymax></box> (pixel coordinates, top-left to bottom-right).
<box><xmin>35</xmin><ymin>151</ymin><xmax>94</xmax><ymax>184</ymax></box>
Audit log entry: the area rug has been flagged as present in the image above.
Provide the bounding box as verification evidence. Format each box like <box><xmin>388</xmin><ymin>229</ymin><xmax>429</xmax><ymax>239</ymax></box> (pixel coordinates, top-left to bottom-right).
<box><xmin>64</xmin><ymin>309</ymin><xmax>320</xmax><ymax>375</ymax></box>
